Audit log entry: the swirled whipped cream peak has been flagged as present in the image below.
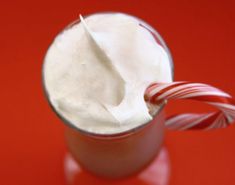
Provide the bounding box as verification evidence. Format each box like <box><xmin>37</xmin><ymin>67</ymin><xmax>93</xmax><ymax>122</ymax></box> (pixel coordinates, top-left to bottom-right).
<box><xmin>44</xmin><ymin>13</ymin><xmax>172</xmax><ymax>134</ymax></box>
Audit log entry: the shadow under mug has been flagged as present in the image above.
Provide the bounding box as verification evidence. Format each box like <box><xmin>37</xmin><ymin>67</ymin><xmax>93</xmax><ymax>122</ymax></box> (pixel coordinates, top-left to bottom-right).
<box><xmin>42</xmin><ymin>12</ymin><xmax>174</xmax><ymax>184</ymax></box>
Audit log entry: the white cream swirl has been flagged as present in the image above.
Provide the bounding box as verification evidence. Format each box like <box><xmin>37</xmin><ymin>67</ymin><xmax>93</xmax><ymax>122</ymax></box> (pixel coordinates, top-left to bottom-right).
<box><xmin>44</xmin><ymin>13</ymin><xmax>172</xmax><ymax>134</ymax></box>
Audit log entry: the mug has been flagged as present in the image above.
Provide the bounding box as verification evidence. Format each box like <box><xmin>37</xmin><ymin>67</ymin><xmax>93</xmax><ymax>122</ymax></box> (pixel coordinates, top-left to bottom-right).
<box><xmin>42</xmin><ymin>12</ymin><xmax>235</xmax><ymax>185</ymax></box>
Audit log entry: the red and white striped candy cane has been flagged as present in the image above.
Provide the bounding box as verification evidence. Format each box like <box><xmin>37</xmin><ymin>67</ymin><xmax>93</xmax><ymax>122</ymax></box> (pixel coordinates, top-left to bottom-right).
<box><xmin>145</xmin><ymin>82</ymin><xmax>235</xmax><ymax>130</ymax></box>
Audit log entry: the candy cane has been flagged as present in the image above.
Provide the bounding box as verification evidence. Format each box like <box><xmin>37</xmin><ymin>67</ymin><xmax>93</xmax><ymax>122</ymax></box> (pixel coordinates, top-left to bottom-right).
<box><xmin>145</xmin><ymin>82</ymin><xmax>235</xmax><ymax>130</ymax></box>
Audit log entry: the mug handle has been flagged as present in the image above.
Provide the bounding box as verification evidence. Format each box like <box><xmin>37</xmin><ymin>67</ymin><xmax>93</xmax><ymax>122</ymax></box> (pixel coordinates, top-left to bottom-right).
<box><xmin>145</xmin><ymin>82</ymin><xmax>235</xmax><ymax>130</ymax></box>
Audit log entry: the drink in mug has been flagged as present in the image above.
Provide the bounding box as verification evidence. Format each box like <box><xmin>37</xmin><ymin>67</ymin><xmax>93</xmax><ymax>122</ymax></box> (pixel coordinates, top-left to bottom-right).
<box><xmin>43</xmin><ymin>13</ymin><xmax>173</xmax><ymax>179</ymax></box>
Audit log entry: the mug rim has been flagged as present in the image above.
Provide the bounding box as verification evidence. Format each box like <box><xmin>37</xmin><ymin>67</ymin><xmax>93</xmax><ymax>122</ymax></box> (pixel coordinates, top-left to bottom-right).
<box><xmin>41</xmin><ymin>12</ymin><xmax>174</xmax><ymax>139</ymax></box>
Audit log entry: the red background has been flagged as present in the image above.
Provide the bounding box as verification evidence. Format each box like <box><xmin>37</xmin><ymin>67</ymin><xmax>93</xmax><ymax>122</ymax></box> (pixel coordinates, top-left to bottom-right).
<box><xmin>0</xmin><ymin>1</ymin><xmax>235</xmax><ymax>185</ymax></box>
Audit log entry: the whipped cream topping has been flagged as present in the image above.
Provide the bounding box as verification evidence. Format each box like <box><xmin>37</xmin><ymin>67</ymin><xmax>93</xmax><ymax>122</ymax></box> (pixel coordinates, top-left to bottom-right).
<box><xmin>44</xmin><ymin>13</ymin><xmax>172</xmax><ymax>134</ymax></box>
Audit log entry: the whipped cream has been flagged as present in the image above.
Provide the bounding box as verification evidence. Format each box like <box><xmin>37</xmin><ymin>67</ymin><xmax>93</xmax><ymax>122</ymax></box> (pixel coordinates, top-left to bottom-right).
<box><xmin>44</xmin><ymin>13</ymin><xmax>172</xmax><ymax>134</ymax></box>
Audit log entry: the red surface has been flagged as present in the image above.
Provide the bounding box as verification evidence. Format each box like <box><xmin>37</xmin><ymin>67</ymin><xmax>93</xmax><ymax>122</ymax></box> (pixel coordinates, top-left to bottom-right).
<box><xmin>0</xmin><ymin>1</ymin><xmax>235</xmax><ymax>185</ymax></box>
